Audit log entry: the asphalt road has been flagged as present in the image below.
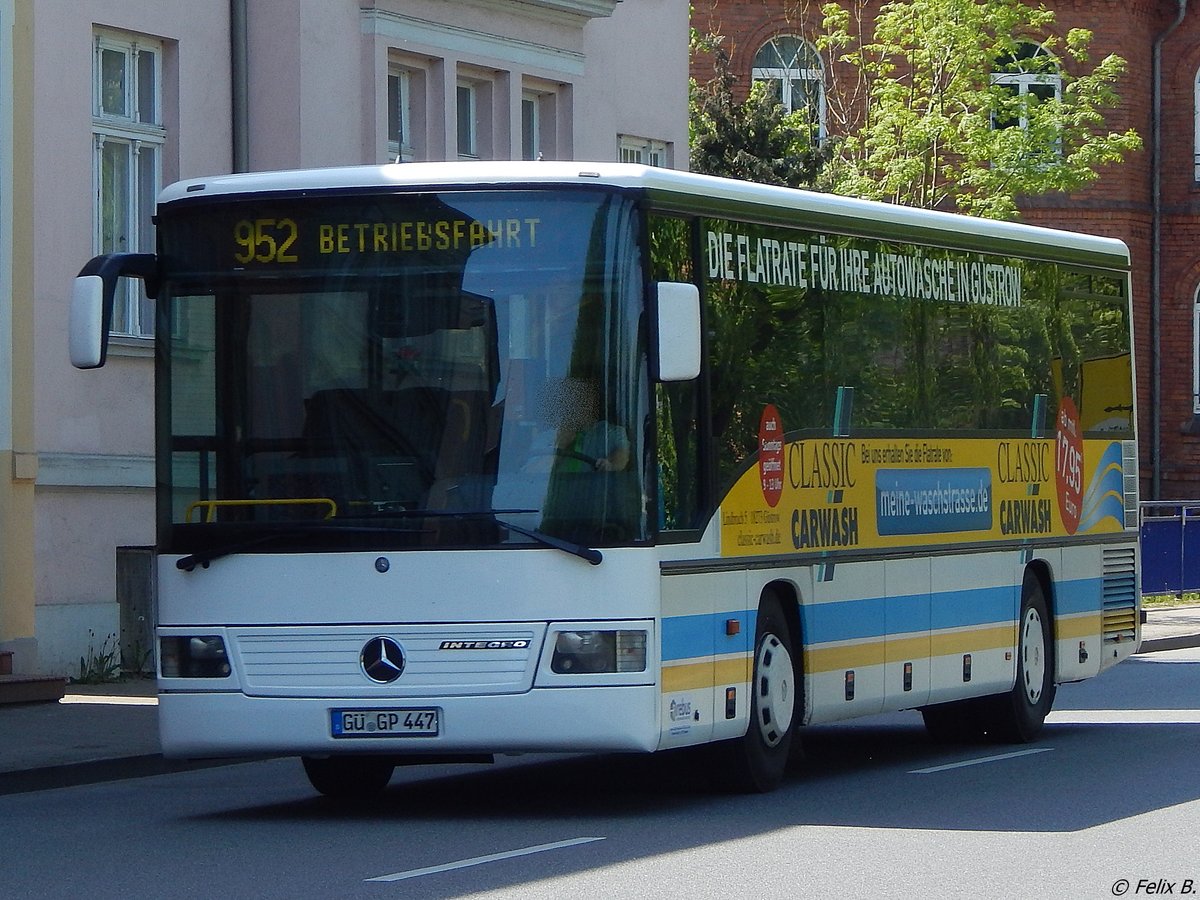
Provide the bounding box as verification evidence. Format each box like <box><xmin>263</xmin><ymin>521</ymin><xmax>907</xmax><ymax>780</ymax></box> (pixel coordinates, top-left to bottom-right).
<box><xmin>2</xmin><ymin>648</ymin><xmax>1198</xmax><ymax>900</ymax></box>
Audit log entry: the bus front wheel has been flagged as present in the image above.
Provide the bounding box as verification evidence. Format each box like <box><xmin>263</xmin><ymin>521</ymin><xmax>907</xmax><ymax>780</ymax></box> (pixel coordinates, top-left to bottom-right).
<box><xmin>302</xmin><ymin>755</ymin><xmax>395</xmax><ymax>800</ymax></box>
<box><xmin>727</xmin><ymin>593</ymin><xmax>798</xmax><ymax>792</ymax></box>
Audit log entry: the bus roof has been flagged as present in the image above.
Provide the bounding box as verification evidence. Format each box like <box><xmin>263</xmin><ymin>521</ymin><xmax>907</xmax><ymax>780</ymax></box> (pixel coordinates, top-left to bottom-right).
<box><xmin>158</xmin><ymin>161</ymin><xmax>1131</xmax><ymax>270</ymax></box>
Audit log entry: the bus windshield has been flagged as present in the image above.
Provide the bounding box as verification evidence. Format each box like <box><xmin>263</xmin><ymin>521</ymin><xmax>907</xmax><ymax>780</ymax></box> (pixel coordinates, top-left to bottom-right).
<box><xmin>157</xmin><ymin>188</ymin><xmax>649</xmax><ymax>556</ymax></box>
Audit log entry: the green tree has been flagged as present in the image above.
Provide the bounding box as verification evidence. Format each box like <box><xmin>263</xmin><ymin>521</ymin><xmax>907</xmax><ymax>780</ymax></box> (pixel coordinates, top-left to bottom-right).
<box><xmin>689</xmin><ymin>33</ymin><xmax>832</xmax><ymax>187</ymax></box>
<box><xmin>815</xmin><ymin>0</ymin><xmax>1142</xmax><ymax>218</ymax></box>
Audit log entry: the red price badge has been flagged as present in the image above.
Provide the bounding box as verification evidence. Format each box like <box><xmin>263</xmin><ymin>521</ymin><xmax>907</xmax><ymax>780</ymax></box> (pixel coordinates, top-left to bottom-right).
<box><xmin>1054</xmin><ymin>396</ymin><xmax>1083</xmax><ymax>535</ymax></box>
<box><xmin>759</xmin><ymin>405</ymin><xmax>784</xmax><ymax>508</ymax></box>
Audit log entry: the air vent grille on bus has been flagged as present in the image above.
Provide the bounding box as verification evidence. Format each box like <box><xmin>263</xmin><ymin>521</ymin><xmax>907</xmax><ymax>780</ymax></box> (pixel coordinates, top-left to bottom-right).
<box><xmin>1122</xmin><ymin>440</ymin><xmax>1139</xmax><ymax>528</ymax></box>
<box><xmin>1102</xmin><ymin>546</ymin><xmax>1138</xmax><ymax>644</ymax></box>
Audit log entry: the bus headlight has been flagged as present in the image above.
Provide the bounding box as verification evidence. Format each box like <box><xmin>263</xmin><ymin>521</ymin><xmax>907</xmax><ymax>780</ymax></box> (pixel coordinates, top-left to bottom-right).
<box><xmin>160</xmin><ymin>635</ymin><xmax>231</xmax><ymax>678</ymax></box>
<box><xmin>551</xmin><ymin>630</ymin><xmax>647</xmax><ymax>674</ymax></box>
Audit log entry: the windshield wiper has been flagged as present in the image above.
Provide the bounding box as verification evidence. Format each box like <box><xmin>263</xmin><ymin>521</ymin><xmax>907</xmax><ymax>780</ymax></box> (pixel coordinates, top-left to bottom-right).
<box><xmin>346</xmin><ymin>507</ymin><xmax>602</xmax><ymax>565</ymax></box>
<box><xmin>493</xmin><ymin>517</ymin><xmax>603</xmax><ymax>566</ymax></box>
<box><xmin>175</xmin><ymin>522</ymin><xmax>422</xmax><ymax>572</ymax></box>
<box><xmin>176</xmin><ymin>510</ymin><xmax>602</xmax><ymax>571</ymax></box>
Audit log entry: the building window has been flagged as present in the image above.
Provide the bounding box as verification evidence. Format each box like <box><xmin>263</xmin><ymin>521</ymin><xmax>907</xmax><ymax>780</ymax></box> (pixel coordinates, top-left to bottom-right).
<box><xmin>619</xmin><ymin>135</ymin><xmax>669</xmax><ymax>166</ymax></box>
<box><xmin>387</xmin><ymin>67</ymin><xmax>412</xmax><ymax>162</ymax></box>
<box><xmin>752</xmin><ymin>35</ymin><xmax>825</xmax><ymax>139</ymax></box>
<box><xmin>1194</xmin><ymin>69</ymin><xmax>1200</xmax><ymax>182</ymax></box>
<box><xmin>93</xmin><ymin>30</ymin><xmax>164</xmax><ymax>338</ymax></box>
<box><xmin>522</xmin><ymin>91</ymin><xmax>541</xmax><ymax>161</ymax></box>
<box><xmin>1194</xmin><ymin>288</ymin><xmax>1200</xmax><ymax>413</ymax></box>
<box><xmin>457</xmin><ymin>82</ymin><xmax>477</xmax><ymax>158</ymax></box>
<box><xmin>991</xmin><ymin>41</ymin><xmax>1060</xmax><ymax>132</ymax></box>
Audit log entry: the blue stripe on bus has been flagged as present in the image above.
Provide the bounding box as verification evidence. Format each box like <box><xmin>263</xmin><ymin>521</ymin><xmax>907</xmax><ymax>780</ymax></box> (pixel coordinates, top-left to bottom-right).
<box><xmin>661</xmin><ymin>611</ymin><xmax>753</xmax><ymax>662</ymax></box>
<box><xmin>661</xmin><ymin>577</ymin><xmax>1103</xmax><ymax>662</ymax></box>
<box><xmin>1054</xmin><ymin>577</ymin><xmax>1103</xmax><ymax>616</ymax></box>
<box><xmin>929</xmin><ymin>585</ymin><xmax>1014</xmax><ymax>630</ymax></box>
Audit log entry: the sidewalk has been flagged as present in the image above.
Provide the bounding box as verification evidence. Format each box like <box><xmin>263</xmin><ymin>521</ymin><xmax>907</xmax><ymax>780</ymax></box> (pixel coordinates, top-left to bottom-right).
<box><xmin>1</xmin><ymin>605</ymin><xmax>1198</xmax><ymax>794</ymax></box>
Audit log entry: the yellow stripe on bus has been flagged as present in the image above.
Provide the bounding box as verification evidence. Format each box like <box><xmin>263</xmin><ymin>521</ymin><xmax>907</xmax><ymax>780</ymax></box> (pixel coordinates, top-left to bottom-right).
<box><xmin>804</xmin><ymin>624</ymin><xmax>1018</xmax><ymax>674</ymax></box>
<box><xmin>661</xmin><ymin>656</ymin><xmax>752</xmax><ymax>693</ymax></box>
<box><xmin>1054</xmin><ymin>613</ymin><xmax>1102</xmax><ymax>640</ymax></box>
<box><xmin>665</xmin><ymin>617</ymin><xmax>1103</xmax><ymax>687</ymax></box>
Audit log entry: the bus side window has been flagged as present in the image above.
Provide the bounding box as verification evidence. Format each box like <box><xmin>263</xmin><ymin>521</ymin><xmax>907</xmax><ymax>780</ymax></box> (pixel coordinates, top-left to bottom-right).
<box><xmin>657</xmin><ymin>380</ymin><xmax>699</xmax><ymax>531</ymax></box>
<box><xmin>648</xmin><ymin>215</ymin><xmax>701</xmax><ymax>534</ymax></box>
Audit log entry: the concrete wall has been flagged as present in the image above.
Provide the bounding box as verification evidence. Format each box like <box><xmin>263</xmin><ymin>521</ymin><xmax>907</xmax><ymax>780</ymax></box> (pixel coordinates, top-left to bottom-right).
<box><xmin>0</xmin><ymin>0</ymin><xmax>37</xmax><ymax>674</ymax></box>
<box><xmin>580</xmin><ymin>0</ymin><xmax>691</xmax><ymax>167</ymax></box>
<box><xmin>26</xmin><ymin>1</ymin><xmax>232</xmax><ymax>676</ymax></box>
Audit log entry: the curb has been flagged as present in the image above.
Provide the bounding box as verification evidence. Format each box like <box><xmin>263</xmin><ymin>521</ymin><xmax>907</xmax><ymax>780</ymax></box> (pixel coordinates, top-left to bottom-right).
<box><xmin>1137</xmin><ymin>634</ymin><xmax>1200</xmax><ymax>654</ymax></box>
<box><xmin>0</xmin><ymin>755</ymin><xmax>257</xmax><ymax>797</ymax></box>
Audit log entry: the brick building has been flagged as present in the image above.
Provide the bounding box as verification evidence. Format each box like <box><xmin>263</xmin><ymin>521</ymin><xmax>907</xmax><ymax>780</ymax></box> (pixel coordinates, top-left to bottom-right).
<box><xmin>692</xmin><ymin>0</ymin><xmax>1200</xmax><ymax>500</ymax></box>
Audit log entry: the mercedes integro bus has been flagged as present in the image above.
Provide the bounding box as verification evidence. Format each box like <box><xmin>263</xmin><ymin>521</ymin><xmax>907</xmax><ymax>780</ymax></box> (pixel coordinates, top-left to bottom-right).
<box><xmin>70</xmin><ymin>162</ymin><xmax>1140</xmax><ymax>797</ymax></box>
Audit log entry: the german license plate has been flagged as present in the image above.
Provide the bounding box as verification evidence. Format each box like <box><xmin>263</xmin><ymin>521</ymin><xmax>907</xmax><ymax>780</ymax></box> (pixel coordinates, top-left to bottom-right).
<box><xmin>330</xmin><ymin>708</ymin><xmax>439</xmax><ymax>738</ymax></box>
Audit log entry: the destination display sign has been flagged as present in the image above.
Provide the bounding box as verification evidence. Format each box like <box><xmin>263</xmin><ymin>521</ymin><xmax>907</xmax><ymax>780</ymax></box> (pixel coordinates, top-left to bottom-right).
<box><xmin>157</xmin><ymin>192</ymin><xmax>576</xmax><ymax>277</ymax></box>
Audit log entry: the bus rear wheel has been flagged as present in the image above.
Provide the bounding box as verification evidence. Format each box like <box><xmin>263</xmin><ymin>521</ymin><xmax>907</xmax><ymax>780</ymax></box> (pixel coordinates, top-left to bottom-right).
<box><xmin>302</xmin><ymin>755</ymin><xmax>395</xmax><ymax>800</ymax></box>
<box><xmin>989</xmin><ymin>574</ymin><xmax>1056</xmax><ymax>742</ymax></box>
<box><xmin>921</xmin><ymin>574</ymin><xmax>1056</xmax><ymax>744</ymax></box>
<box><xmin>726</xmin><ymin>593</ymin><xmax>798</xmax><ymax>792</ymax></box>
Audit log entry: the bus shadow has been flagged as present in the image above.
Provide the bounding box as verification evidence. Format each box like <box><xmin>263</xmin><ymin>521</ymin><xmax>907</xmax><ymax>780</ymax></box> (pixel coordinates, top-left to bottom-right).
<box><xmin>203</xmin><ymin>717</ymin><xmax>1200</xmax><ymax>836</ymax></box>
<box><xmin>201</xmin><ymin>656</ymin><xmax>1200</xmax><ymax>836</ymax></box>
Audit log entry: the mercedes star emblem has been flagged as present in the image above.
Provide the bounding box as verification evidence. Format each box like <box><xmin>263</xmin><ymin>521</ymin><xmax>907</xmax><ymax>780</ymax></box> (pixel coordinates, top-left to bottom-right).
<box><xmin>360</xmin><ymin>636</ymin><xmax>406</xmax><ymax>683</ymax></box>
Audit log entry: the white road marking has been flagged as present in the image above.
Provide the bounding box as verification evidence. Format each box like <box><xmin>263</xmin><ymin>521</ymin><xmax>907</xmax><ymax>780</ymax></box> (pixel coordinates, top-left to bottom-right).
<box><xmin>60</xmin><ymin>695</ymin><xmax>158</xmax><ymax>707</ymax></box>
<box><xmin>1048</xmin><ymin>709</ymin><xmax>1200</xmax><ymax>724</ymax></box>
<box><xmin>365</xmin><ymin>836</ymin><xmax>606</xmax><ymax>883</ymax></box>
<box><xmin>909</xmin><ymin>747</ymin><xmax>1053</xmax><ymax>774</ymax></box>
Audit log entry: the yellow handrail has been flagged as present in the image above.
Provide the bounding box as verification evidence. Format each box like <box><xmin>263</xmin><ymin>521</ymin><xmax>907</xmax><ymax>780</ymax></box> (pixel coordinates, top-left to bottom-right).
<box><xmin>185</xmin><ymin>497</ymin><xmax>338</xmax><ymax>523</ymax></box>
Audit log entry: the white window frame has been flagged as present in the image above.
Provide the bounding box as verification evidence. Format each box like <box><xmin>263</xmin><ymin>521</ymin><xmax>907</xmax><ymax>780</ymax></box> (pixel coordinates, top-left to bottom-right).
<box><xmin>1193</xmin><ymin>287</ymin><xmax>1200</xmax><ymax>414</ymax></box>
<box><xmin>1194</xmin><ymin>68</ymin><xmax>1200</xmax><ymax>183</ymax></box>
<box><xmin>93</xmin><ymin>30</ymin><xmax>165</xmax><ymax>339</ymax></box>
<box><xmin>387</xmin><ymin>66</ymin><xmax>413</xmax><ymax>162</ymax></box>
<box><xmin>456</xmin><ymin>81</ymin><xmax>478</xmax><ymax>159</ymax></box>
<box><xmin>752</xmin><ymin>35</ymin><xmax>826</xmax><ymax>140</ymax></box>
<box><xmin>991</xmin><ymin>42</ymin><xmax>1061</xmax><ymax>133</ymax></box>
<box><xmin>522</xmin><ymin>90</ymin><xmax>541</xmax><ymax>161</ymax></box>
<box><xmin>618</xmin><ymin>135</ymin><xmax>669</xmax><ymax>167</ymax></box>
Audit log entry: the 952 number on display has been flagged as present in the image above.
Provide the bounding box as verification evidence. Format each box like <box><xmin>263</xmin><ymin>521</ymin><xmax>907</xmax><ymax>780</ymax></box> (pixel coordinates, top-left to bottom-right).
<box><xmin>330</xmin><ymin>708</ymin><xmax>439</xmax><ymax>738</ymax></box>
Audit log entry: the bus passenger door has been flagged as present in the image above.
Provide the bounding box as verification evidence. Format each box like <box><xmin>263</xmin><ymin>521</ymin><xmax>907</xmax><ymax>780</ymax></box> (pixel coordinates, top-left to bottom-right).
<box><xmin>884</xmin><ymin>558</ymin><xmax>931</xmax><ymax>710</ymax></box>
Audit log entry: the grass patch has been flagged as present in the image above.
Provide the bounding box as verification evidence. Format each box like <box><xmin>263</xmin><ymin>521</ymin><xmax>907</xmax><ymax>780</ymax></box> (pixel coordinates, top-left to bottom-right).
<box><xmin>1143</xmin><ymin>593</ymin><xmax>1200</xmax><ymax>608</ymax></box>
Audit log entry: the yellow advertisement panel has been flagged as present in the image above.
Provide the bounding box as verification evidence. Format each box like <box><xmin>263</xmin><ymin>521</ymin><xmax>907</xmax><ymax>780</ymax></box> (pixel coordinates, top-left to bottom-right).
<box><xmin>719</xmin><ymin>403</ymin><xmax>1128</xmax><ymax>557</ymax></box>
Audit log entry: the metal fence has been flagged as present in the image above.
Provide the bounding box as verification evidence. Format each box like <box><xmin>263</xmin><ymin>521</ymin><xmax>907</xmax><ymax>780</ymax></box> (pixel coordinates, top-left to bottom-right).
<box><xmin>1140</xmin><ymin>502</ymin><xmax>1200</xmax><ymax>595</ymax></box>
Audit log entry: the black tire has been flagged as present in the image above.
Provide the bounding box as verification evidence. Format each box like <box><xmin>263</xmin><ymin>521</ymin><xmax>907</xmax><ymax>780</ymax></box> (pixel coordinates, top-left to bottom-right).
<box><xmin>922</xmin><ymin>572</ymin><xmax>1056</xmax><ymax>744</ymax></box>
<box><xmin>991</xmin><ymin>573</ymin><xmax>1057</xmax><ymax>742</ymax></box>
<box><xmin>727</xmin><ymin>593</ymin><xmax>799</xmax><ymax>792</ymax></box>
<box><xmin>301</xmin><ymin>755</ymin><xmax>395</xmax><ymax>800</ymax></box>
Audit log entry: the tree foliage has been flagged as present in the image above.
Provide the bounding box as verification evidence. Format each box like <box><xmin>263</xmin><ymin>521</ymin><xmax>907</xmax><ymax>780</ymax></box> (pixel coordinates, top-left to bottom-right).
<box><xmin>814</xmin><ymin>0</ymin><xmax>1142</xmax><ymax>218</ymax></box>
<box><xmin>689</xmin><ymin>33</ymin><xmax>832</xmax><ymax>188</ymax></box>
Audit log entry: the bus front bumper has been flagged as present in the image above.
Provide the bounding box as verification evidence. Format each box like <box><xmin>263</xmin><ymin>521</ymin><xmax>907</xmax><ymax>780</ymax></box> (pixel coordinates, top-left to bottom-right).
<box><xmin>157</xmin><ymin>686</ymin><xmax>660</xmax><ymax>759</ymax></box>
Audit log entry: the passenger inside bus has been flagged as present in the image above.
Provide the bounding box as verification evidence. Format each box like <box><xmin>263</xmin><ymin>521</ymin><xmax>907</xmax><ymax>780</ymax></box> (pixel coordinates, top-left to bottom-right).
<box><xmin>523</xmin><ymin>376</ymin><xmax>630</xmax><ymax>474</ymax></box>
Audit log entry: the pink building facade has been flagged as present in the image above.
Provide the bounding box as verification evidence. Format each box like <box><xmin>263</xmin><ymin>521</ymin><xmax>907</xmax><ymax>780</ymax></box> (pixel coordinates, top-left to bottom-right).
<box><xmin>0</xmin><ymin>0</ymin><xmax>690</xmax><ymax>678</ymax></box>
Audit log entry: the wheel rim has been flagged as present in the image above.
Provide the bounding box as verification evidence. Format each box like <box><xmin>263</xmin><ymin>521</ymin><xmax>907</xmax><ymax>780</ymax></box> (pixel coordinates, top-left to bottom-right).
<box><xmin>754</xmin><ymin>633</ymin><xmax>795</xmax><ymax>748</ymax></box>
<box><xmin>1019</xmin><ymin>606</ymin><xmax>1046</xmax><ymax>705</ymax></box>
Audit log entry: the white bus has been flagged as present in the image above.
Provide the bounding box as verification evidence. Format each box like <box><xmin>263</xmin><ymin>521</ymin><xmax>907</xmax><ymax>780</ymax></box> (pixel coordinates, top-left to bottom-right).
<box><xmin>71</xmin><ymin>162</ymin><xmax>1140</xmax><ymax>797</ymax></box>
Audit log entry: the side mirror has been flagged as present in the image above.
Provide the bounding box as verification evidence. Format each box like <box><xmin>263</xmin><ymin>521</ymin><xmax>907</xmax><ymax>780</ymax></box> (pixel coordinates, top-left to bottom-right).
<box><xmin>68</xmin><ymin>253</ymin><xmax>159</xmax><ymax>369</ymax></box>
<box><xmin>655</xmin><ymin>281</ymin><xmax>701</xmax><ymax>382</ymax></box>
<box><xmin>69</xmin><ymin>275</ymin><xmax>106</xmax><ymax>368</ymax></box>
